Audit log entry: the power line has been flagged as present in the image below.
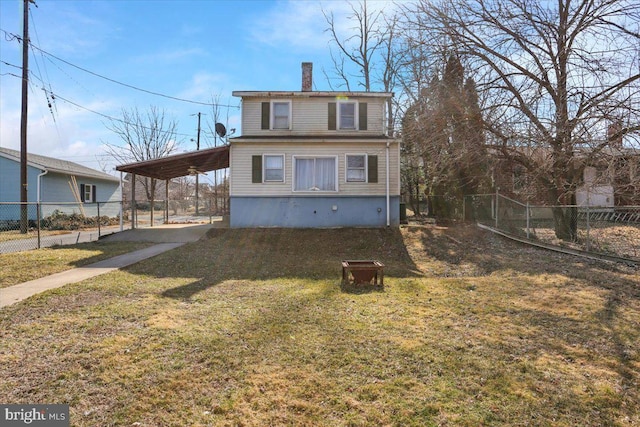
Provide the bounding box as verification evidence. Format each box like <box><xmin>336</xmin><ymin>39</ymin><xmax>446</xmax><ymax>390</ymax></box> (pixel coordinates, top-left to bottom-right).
<box><xmin>30</xmin><ymin>41</ymin><xmax>240</xmax><ymax>109</ymax></box>
<box><xmin>4</xmin><ymin>69</ymin><xmax>198</xmax><ymax>139</ymax></box>
<box><xmin>1</xmin><ymin>27</ymin><xmax>240</xmax><ymax>109</ymax></box>
<box><xmin>2</xmin><ymin>62</ymin><xmax>210</xmax><ymax>139</ymax></box>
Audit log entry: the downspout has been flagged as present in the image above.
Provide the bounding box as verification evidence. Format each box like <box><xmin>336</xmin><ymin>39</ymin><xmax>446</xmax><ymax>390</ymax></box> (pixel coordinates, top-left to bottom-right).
<box><xmin>37</xmin><ymin>169</ymin><xmax>48</xmax><ymax>203</ymax></box>
<box><xmin>386</xmin><ymin>141</ymin><xmax>390</xmax><ymax>227</ymax></box>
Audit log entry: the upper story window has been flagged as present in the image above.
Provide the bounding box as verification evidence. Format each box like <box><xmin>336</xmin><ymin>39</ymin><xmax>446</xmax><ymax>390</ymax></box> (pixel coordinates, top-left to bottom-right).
<box><xmin>261</xmin><ymin>101</ymin><xmax>291</xmax><ymax>130</ymax></box>
<box><xmin>339</xmin><ymin>102</ymin><xmax>357</xmax><ymax>130</ymax></box>
<box><xmin>328</xmin><ymin>101</ymin><xmax>367</xmax><ymax>131</ymax></box>
<box><xmin>272</xmin><ymin>101</ymin><xmax>291</xmax><ymax>129</ymax></box>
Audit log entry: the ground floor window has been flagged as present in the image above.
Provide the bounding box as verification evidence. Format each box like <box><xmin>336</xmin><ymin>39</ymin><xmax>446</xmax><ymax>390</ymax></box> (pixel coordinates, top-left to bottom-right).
<box><xmin>264</xmin><ymin>154</ymin><xmax>284</xmax><ymax>182</ymax></box>
<box><xmin>346</xmin><ymin>154</ymin><xmax>366</xmax><ymax>182</ymax></box>
<box><xmin>80</xmin><ymin>184</ymin><xmax>96</xmax><ymax>202</ymax></box>
<box><xmin>294</xmin><ymin>156</ymin><xmax>337</xmax><ymax>191</ymax></box>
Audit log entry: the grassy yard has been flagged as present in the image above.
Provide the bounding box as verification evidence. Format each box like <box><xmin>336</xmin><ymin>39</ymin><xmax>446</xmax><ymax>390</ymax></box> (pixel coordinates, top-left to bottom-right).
<box><xmin>0</xmin><ymin>225</ymin><xmax>638</xmax><ymax>426</ymax></box>
<box><xmin>0</xmin><ymin>241</ymin><xmax>154</xmax><ymax>288</ymax></box>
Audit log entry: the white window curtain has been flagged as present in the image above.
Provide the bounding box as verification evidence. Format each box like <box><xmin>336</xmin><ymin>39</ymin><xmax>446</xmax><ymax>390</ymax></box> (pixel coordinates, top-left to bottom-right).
<box><xmin>295</xmin><ymin>157</ymin><xmax>336</xmax><ymax>191</ymax></box>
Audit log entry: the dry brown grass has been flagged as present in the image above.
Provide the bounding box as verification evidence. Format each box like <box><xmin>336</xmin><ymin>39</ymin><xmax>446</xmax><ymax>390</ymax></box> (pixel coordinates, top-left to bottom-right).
<box><xmin>0</xmin><ymin>224</ymin><xmax>638</xmax><ymax>426</ymax></box>
<box><xmin>0</xmin><ymin>241</ymin><xmax>154</xmax><ymax>288</ymax></box>
<box><xmin>532</xmin><ymin>223</ymin><xmax>640</xmax><ymax>260</ymax></box>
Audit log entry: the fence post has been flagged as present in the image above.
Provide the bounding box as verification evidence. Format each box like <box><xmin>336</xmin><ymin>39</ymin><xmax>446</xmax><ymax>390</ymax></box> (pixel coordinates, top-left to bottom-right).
<box><xmin>463</xmin><ymin>195</ymin><xmax>466</xmax><ymax>221</ymax></box>
<box><xmin>586</xmin><ymin>204</ymin><xmax>590</xmax><ymax>252</ymax></box>
<box><xmin>495</xmin><ymin>188</ymin><xmax>499</xmax><ymax>229</ymax></box>
<box><xmin>526</xmin><ymin>201</ymin><xmax>530</xmax><ymax>239</ymax></box>
<box><xmin>37</xmin><ymin>202</ymin><xmax>41</xmax><ymax>249</ymax></box>
<box><xmin>97</xmin><ymin>203</ymin><xmax>101</xmax><ymax>238</ymax></box>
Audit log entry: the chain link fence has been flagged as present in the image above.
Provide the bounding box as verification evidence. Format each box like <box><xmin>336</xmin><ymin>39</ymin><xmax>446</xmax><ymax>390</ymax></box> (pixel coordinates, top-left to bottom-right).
<box><xmin>1</xmin><ymin>196</ymin><xmax>230</xmax><ymax>253</ymax></box>
<box><xmin>464</xmin><ymin>193</ymin><xmax>640</xmax><ymax>260</ymax></box>
<box><xmin>0</xmin><ymin>201</ymin><xmax>128</xmax><ymax>253</ymax></box>
<box><xmin>422</xmin><ymin>195</ymin><xmax>465</xmax><ymax>220</ymax></box>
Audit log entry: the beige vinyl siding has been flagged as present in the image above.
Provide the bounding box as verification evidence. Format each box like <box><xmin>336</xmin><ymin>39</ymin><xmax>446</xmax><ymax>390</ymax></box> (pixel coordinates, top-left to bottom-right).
<box><xmin>230</xmin><ymin>141</ymin><xmax>400</xmax><ymax>197</ymax></box>
<box><xmin>241</xmin><ymin>97</ymin><xmax>386</xmax><ymax>136</ymax></box>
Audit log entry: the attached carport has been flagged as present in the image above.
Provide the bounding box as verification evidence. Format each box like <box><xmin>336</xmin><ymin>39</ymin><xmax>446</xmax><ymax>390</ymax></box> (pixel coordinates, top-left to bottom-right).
<box><xmin>115</xmin><ymin>145</ymin><xmax>230</xmax><ymax>228</ymax></box>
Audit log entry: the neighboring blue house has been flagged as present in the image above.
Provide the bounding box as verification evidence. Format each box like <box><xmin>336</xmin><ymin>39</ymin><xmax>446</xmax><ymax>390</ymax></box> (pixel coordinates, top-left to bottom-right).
<box><xmin>0</xmin><ymin>147</ymin><xmax>121</xmax><ymax>221</ymax></box>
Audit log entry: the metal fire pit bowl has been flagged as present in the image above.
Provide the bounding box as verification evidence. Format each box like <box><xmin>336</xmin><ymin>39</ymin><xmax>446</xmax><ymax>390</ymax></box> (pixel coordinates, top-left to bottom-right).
<box><xmin>341</xmin><ymin>260</ymin><xmax>384</xmax><ymax>286</ymax></box>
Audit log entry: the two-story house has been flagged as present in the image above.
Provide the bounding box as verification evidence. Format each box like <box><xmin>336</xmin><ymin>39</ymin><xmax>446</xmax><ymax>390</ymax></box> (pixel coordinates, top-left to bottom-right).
<box><xmin>228</xmin><ymin>63</ymin><xmax>400</xmax><ymax>228</ymax></box>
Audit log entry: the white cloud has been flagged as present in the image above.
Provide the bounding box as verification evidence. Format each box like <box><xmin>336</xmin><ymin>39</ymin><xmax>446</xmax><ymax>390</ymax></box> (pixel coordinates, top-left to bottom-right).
<box><xmin>132</xmin><ymin>47</ymin><xmax>208</xmax><ymax>66</ymax></box>
<box><xmin>179</xmin><ymin>72</ymin><xmax>229</xmax><ymax>99</ymax></box>
<box><xmin>247</xmin><ymin>0</ymin><xmax>400</xmax><ymax>52</ymax></box>
<box><xmin>30</xmin><ymin>2</ymin><xmax>115</xmax><ymax>58</ymax></box>
<box><xmin>248</xmin><ymin>1</ymin><xmax>329</xmax><ymax>51</ymax></box>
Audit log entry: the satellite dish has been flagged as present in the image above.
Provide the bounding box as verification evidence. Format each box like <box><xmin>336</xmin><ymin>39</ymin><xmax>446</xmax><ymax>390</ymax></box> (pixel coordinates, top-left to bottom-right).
<box><xmin>215</xmin><ymin>123</ymin><xmax>227</xmax><ymax>138</ymax></box>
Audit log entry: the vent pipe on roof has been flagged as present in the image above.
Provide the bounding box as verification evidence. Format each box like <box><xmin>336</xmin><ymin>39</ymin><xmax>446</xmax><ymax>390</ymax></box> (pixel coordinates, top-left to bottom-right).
<box><xmin>302</xmin><ymin>62</ymin><xmax>313</xmax><ymax>91</ymax></box>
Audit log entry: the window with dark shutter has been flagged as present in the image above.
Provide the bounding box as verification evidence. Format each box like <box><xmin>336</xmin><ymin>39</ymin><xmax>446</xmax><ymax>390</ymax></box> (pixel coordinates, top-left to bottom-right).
<box><xmin>367</xmin><ymin>155</ymin><xmax>378</xmax><ymax>183</ymax></box>
<box><xmin>328</xmin><ymin>102</ymin><xmax>336</xmax><ymax>130</ymax></box>
<box><xmin>261</xmin><ymin>102</ymin><xmax>270</xmax><ymax>130</ymax></box>
<box><xmin>359</xmin><ymin>102</ymin><xmax>367</xmax><ymax>130</ymax></box>
<box><xmin>92</xmin><ymin>185</ymin><xmax>97</xmax><ymax>202</ymax></box>
<box><xmin>80</xmin><ymin>184</ymin><xmax>85</xmax><ymax>202</ymax></box>
<box><xmin>252</xmin><ymin>155</ymin><xmax>263</xmax><ymax>183</ymax></box>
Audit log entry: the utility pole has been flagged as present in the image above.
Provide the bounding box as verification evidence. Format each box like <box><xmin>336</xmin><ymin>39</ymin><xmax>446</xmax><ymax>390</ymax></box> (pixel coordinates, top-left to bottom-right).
<box><xmin>20</xmin><ymin>0</ymin><xmax>32</xmax><ymax>234</ymax></box>
<box><xmin>195</xmin><ymin>112</ymin><xmax>201</xmax><ymax>216</ymax></box>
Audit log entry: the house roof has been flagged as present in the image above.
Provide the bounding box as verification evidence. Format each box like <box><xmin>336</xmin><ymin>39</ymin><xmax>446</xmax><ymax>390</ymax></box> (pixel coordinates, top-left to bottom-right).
<box><xmin>230</xmin><ymin>135</ymin><xmax>397</xmax><ymax>142</ymax></box>
<box><xmin>232</xmin><ymin>91</ymin><xmax>394</xmax><ymax>98</ymax></box>
<box><xmin>115</xmin><ymin>145</ymin><xmax>230</xmax><ymax>181</ymax></box>
<box><xmin>0</xmin><ymin>147</ymin><xmax>120</xmax><ymax>182</ymax></box>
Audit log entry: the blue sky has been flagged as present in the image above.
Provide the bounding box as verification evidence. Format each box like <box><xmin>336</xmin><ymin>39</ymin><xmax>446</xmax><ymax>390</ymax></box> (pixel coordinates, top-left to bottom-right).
<box><xmin>0</xmin><ymin>0</ymin><xmax>392</xmax><ymax>174</ymax></box>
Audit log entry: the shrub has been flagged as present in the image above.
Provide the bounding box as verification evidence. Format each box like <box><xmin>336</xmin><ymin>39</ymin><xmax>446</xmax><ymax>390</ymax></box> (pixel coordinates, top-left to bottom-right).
<box><xmin>41</xmin><ymin>210</ymin><xmax>119</xmax><ymax>230</ymax></box>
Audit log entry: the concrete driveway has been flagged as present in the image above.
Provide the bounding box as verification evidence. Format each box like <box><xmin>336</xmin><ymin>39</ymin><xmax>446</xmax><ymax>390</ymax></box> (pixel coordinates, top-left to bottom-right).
<box><xmin>100</xmin><ymin>223</ymin><xmax>219</xmax><ymax>243</ymax></box>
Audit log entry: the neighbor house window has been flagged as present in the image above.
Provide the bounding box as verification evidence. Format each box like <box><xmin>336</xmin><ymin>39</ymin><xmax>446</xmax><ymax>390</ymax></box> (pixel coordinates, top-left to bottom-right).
<box><xmin>264</xmin><ymin>154</ymin><xmax>285</xmax><ymax>182</ymax></box>
<box><xmin>80</xmin><ymin>184</ymin><xmax>96</xmax><ymax>203</ymax></box>
<box><xmin>293</xmin><ymin>156</ymin><xmax>337</xmax><ymax>191</ymax></box>
<box><xmin>338</xmin><ymin>101</ymin><xmax>357</xmax><ymax>130</ymax></box>
<box><xmin>346</xmin><ymin>154</ymin><xmax>366</xmax><ymax>182</ymax></box>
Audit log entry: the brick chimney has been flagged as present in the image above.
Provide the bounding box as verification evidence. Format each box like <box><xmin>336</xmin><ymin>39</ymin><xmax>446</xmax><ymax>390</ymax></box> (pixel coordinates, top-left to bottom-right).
<box><xmin>302</xmin><ymin>62</ymin><xmax>313</xmax><ymax>92</ymax></box>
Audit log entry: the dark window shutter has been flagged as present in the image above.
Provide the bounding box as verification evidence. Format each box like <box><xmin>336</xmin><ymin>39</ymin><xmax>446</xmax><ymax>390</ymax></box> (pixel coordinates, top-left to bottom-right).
<box><xmin>261</xmin><ymin>102</ymin><xmax>270</xmax><ymax>130</ymax></box>
<box><xmin>80</xmin><ymin>184</ymin><xmax>85</xmax><ymax>202</ymax></box>
<box><xmin>368</xmin><ymin>155</ymin><xmax>378</xmax><ymax>183</ymax></box>
<box><xmin>359</xmin><ymin>102</ymin><xmax>367</xmax><ymax>130</ymax></box>
<box><xmin>92</xmin><ymin>185</ymin><xmax>97</xmax><ymax>202</ymax></box>
<box><xmin>252</xmin><ymin>155</ymin><xmax>263</xmax><ymax>183</ymax></box>
<box><xmin>328</xmin><ymin>102</ymin><xmax>336</xmax><ymax>130</ymax></box>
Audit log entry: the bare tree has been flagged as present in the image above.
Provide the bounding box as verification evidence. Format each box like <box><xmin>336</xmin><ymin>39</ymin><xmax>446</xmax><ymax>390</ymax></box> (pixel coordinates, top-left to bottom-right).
<box><xmin>407</xmin><ymin>0</ymin><xmax>640</xmax><ymax>239</ymax></box>
<box><xmin>104</xmin><ymin>106</ymin><xmax>180</xmax><ymax>219</ymax></box>
<box><xmin>323</xmin><ymin>0</ymin><xmax>385</xmax><ymax>92</ymax></box>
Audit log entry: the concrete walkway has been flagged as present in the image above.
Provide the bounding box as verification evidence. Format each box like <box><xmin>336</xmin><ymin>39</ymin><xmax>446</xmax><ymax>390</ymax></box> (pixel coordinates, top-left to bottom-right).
<box><xmin>0</xmin><ymin>223</ymin><xmax>217</xmax><ymax>308</ymax></box>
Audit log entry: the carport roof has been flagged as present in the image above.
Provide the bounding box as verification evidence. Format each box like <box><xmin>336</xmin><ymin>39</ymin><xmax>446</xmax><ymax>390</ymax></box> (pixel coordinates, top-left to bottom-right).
<box><xmin>115</xmin><ymin>145</ymin><xmax>229</xmax><ymax>180</ymax></box>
